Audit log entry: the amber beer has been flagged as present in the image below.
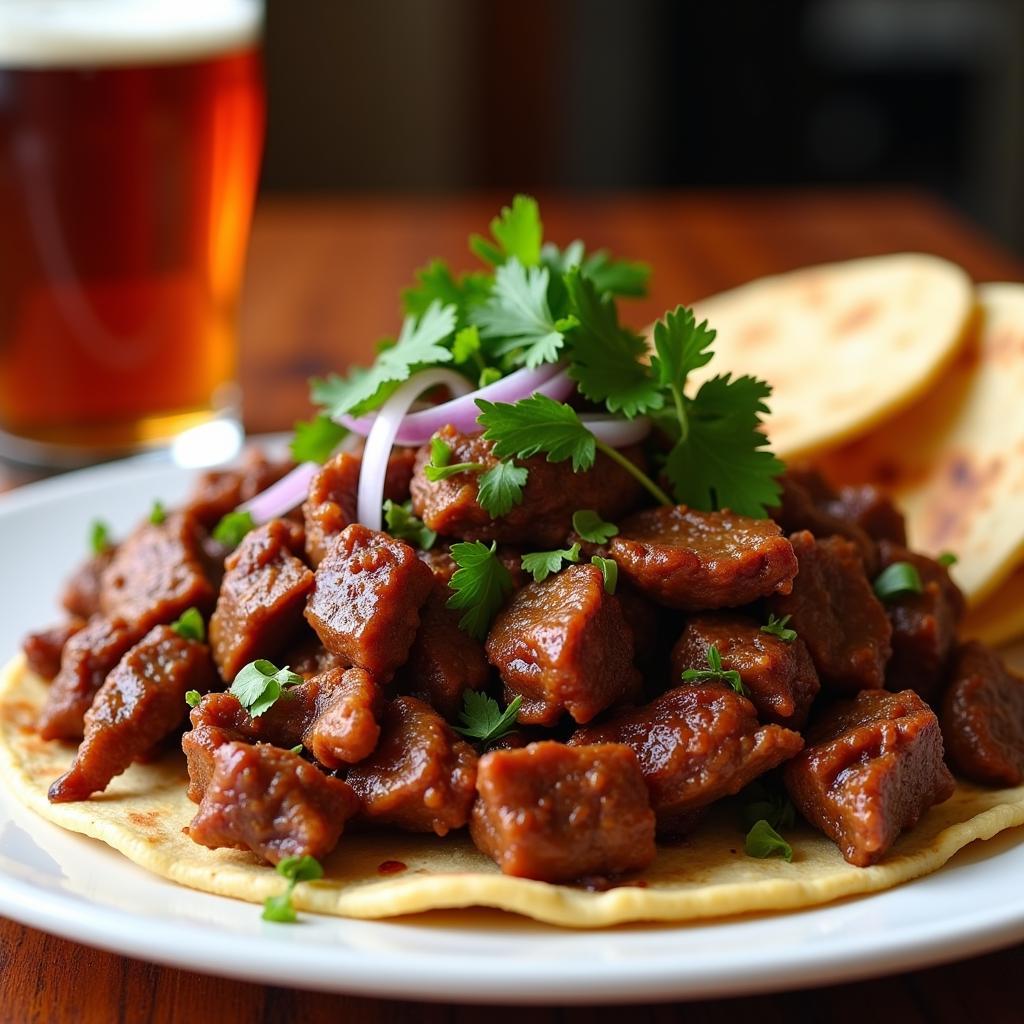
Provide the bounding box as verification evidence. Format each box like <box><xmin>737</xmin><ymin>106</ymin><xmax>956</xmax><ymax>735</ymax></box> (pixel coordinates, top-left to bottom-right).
<box><xmin>0</xmin><ymin>1</ymin><xmax>264</xmax><ymax>464</ymax></box>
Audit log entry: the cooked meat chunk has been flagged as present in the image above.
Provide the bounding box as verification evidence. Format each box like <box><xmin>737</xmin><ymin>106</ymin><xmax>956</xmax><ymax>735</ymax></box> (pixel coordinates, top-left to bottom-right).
<box><xmin>941</xmin><ymin>642</ymin><xmax>1024</xmax><ymax>787</ymax></box>
<box><xmin>827</xmin><ymin>485</ymin><xmax>907</xmax><ymax>546</ymax></box>
<box><xmin>409</xmin><ymin>425</ymin><xmax>645</xmax><ymax>548</ymax></box>
<box><xmin>302</xmin><ymin>666</ymin><xmax>383</xmax><ymax>769</ymax></box>
<box><xmin>37</xmin><ymin>618</ymin><xmax>143</xmax><ymax>741</ymax></box>
<box><xmin>209</xmin><ymin>520</ymin><xmax>314</xmax><ymax>681</ymax></box>
<box><xmin>48</xmin><ymin>625</ymin><xmax>217</xmax><ymax>803</ymax></box>
<box><xmin>485</xmin><ymin>564</ymin><xmax>640</xmax><ymax>726</ymax></box>
<box><xmin>572</xmin><ymin>684</ymin><xmax>803</xmax><ymax>834</ymax></box>
<box><xmin>183</xmin><ymin>449</ymin><xmax>293</xmax><ymax>528</ymax></box>
<box><xmin>182</xmin><ymin>691</ymin><xmax>255</xmax><ymax>802</ymax></box>
<box><xmin>877</xmin><ymin>541</ymin><xmax>964</xmax><ymax>701</ymax></box>
<box><xmin>670</xmin><ymin>613</ymin><xmax>820</xmax><ymax>728</ymax></box>
<box><xmin>617</xmin><ymin>585</ymin><xmax>667</xmax><ymax>671</ymax></box>
<box><xmin>346</xmin><ymin>696</ymin><xmax>477</xmax><ymax>835</ymax></box>
<box><xmin>609</xmin><ymin>506</ymin><xmax>798</xmax><ymax>610</ymax></box>
<box><xmin>471</xmin><ymin>742</ymin><xmax>656</xmax><ymax>882</ymax></box>
<box><xmin>769</xmin><ymin>531</ymin><xmax>892</xmax><ymax>694</ymax></box>
<box><xmin>304</xmin><ymin>524</ymin><xmax>433</xmax><ymax>680</ymax></box>
<box><xmin>61</xmin><ymin>548</ymin><xmax>115</xmax><ymax>619</ymax></box>
<box><xmin>785</xmin><ymin>689</ymin><xmax>955</xmax><ymax>866</ymax></box>
<box><xmin>99</xmin><ymin>513</ymin><xmax>216</xmax><ymax>632</ymax></box>
<box><xmin>22</xmin><ymin>618</ymin><xmax>85</xmax><ymax>680</ymax></box>
<box><xmin>187</xmin><ymin>742</ymin><xmax>359</xmax><ymax>864</ymax></box>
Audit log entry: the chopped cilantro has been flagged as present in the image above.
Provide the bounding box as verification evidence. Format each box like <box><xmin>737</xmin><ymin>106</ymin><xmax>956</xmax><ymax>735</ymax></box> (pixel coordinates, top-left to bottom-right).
<box><xmin>402</xmin><ymin>259</ymin><xmax>491</xmax><ymax>322</ymax></box>
<box><xmin>744</xmin><ymin>819</ymin><xmax>793</xmax><ymax>862</ymax></box>
<box><xmin>874</xmin><ymin>561</ymin><xmax>924</xmax><ymax>603</ymax></box>
<box><xmin>262</xmin><ymin>854</ymin><xmax>323</xmax><ymax>924</ymax></box>
<box><xmin>760</xmin><ymin>613</ymin><xmax>797</xmax><ymax>644</ymax></box>
<box><xmin>212</xmin><ymin>510</ymin><xmax>255</xmax><ymax>548</ymax></box>
<box><xmin>170</xmin><ymin>607</ymin><xmax>205</xmax><ymax>643</ymax></box>
<box><xmin>470</xmin><ymin>194</ymin><xmax>542</xmax><ymax>267</ymax></box>
<box><xmin>90</xmin><ymin>519</ymin><xmax>111</xmax><ymax>555</ymax></box>
<box><xmin>476</xmin><ymin>460</ymin><xmax>528</xmax><ymax>518</ymax></box>
<box><xmin>476</xmin><ymin>394</ymin><xmax>596</xmax><ymax>471</ymax></box>
<box><xmin>184</xmin><ymin>690</ymin><xmax>201</xmax><ymax>709</ymax></box>
<box><xmin>290</xmin><ymin>744</ymin><xmax>304</xmax><ymax>756</ymax></box>
<box><xmin>453</xmin><ymin>690</ymin><xmax>523</xmax><ymax>745</ymax></box>
<box><xmin>149</xmin><ymin>500</ymin><xmax>166</xmax><ymax>525</ymax></box>
<box><xmin>382</xmin><ymin>499</ymin><xmax>436</xmax><ymax>550</ymax></box>
<box><xmin>290</xmin><ymin>414</ymin><xmax>348</xmax><ymax>464</ymax></box>
<box><xmin>423</xmin><ymin>435</ymin><xmax>485</xmax><ymax>482</ymax></box>
<box><xmin>230</xmin><ymin>659</ymin><xmax>303</xmax><ymax>718</ymax></box>
<box><xmin>446</xmin><ymin>540</ymin><xmax>514</xmax><ymax>640</ymax></box>
<box><xmin>579</xmin><ymin>249</ymin><xmax>651</xmax><ymax>298</ymax></box>
<box><xmin>681</xmin><ymin>644</ymin><xmax>748</xmax><ymax>696</ymax></box>
<box><xmin>452</xmin><ymin>325</ymin><xmax>483</xmax><ymax>365</ymax></box>
<box><xmin>520</xmin><ymin>543</ymin><xmax>581</xmax><ymax>583</ymax></box>
<box><xmin>572</xmin><ymin>509</ymin><xmax>619</xmax><ymax>544</ymax></box>
<box><xmin>937</xmin><ymin>551</ymin><xmax>958</xmax><ymax>568</ymax></box>
<box><xmin>590</xmin><ymin>555</ymin><xmax>618</xmax><ymax>595</ymax></box>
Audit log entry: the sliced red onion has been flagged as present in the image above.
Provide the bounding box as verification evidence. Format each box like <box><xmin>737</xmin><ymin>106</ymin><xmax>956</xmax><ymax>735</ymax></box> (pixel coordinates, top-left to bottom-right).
<box><xmin>239</xmin><ymin>462</ymin><xmax>319</xmax><ymax>523</ymax></box>
<box><xmin>580</xmin><ymin>413</ymin><xmax>652</xmax><ymax>448</ymax></box>
<box><xmin>339</xmin><ymin>363</ymin><xmax>572</xmax><ymax>445</ymax></box>
<box><xmin>357</xmin><ymin>368</ymin><xmax>475</xmax><ymax>531</ymax></box>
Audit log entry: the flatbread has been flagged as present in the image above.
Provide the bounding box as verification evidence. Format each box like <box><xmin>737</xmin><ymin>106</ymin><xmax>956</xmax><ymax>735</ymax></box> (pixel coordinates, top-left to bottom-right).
<box><xmin>3</xmin><ymin>656</ymin><xmax>1023</xmax><ymax>928</ymax></box>
<box><xmin>691</xmin><ymin>253</ymin><xmax>974</xmax><ymax>461</ymax></box>
<box><xmin>819</xmin><ymin>282</ymin><xmax>1024</xmax><ymax>604</ymax></box>
<box><xmin>963</xmin><ymin>568</ymin><xmax>1024</xmax><ymax>647</ymax></box>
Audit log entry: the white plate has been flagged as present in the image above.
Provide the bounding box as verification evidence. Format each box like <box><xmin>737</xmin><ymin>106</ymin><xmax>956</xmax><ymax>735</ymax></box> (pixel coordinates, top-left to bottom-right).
<box><xmin>1</xmin><ymin>454</ymin><xmax>1024</xmax><ymax>1004</ymax></box>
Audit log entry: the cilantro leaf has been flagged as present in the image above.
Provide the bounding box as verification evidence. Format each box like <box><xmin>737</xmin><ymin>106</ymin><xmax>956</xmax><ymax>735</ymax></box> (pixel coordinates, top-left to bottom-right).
<box><xmin>149</xmin><ymin>500</ymin><xmax>166</xmax><ymax>525</ymax></box>
<box><xmin>664</xmin><ymin>374</ymin><xmax>785</xmax><ymax>517</ymax></box>
<box><xmin>476</xmin><ymin>394</ymin><xmax>596</xmax><ymax>471</ymax></box>
<box><xmin>470</xmin><ymin>194</ymin><xmax>542</xmax><ymax>267</ymax></box>
<box><xmin>382</xmin><ymin>499</ymin><xmax>436</xmax><ymax>550</ymax></box>
<box><xmin>590</xmin><ymin>555</ymin><xmax>618</xmax><ymax>594</ymax></box>
<box><xmin>262</xmin><ymin>855</ymin><xmax>323</xmax><ymax>924</ymax></box>
<box><xmin>311</xmin><ymin>301</ymin><xmax>457</xmax><ymax>418</ymax></box>
<box><xmin>452</xmin><ymin>325</ymin><xmax>482</xmax><ymax>364</ymax></box>
<box><xmin>565</xmin><ymin>269</ymin><xmax>663</xmax><ymax>417</ymax></box>
<box><xmin>649</xmin><ymin>305</ymin><xmax>716</xmax><ymax>389</ymax></box>
<box><xmin>874</xmin><ymin>561</ymin><xmax>924</xmax><ymax>603</ymax></box>
<box><xmin>476</xmin><ymin>460</ymin><xmax>528</xmax><ymax>518</ymax></box>
<box><xmin>290</xmin><ymin>744</ymin><xmax>304</xmax><ymax>755</ymax></box>
<box><xmin>170</xmin><ymin>607</ymin><xmax>205</xmax><ymax>643</ymax></box>
<box><xmin>581</xmin><ymin>249</ymin><xmax>651</xmax><ymax>297</ymax></box>
<box><xmin>402</xmin><ymin>259</ymin><xmax>491</xmax><ymax>321</ymax></box>
<box><xmin>478</xmin><ymin>366</ymin><xmax>502</xmax><ymax>387</ymax></box>
<box><xmin>572</xmin><ymin>509</ymin><xmax>619</xmax><ymax>544</ymax></box>
<box><xmin>212</xmin><ymin>510</ymin><xmax>255</xmax><ymax>548</ymax></box>
<box><xmin>290</xmin><ymin>414</ymin><xmax>348</xmax><ymax>464</ymax></box>
<box><xmin>761</xmin><ymin>613</ymin><xmax>797</xmax><ymax>644</ymax></box>
<box><xmin>937</xmin><ymin>551</ymin><xmax>958</xmax><ymax>568</ymax></box>
<box><xmin>446</xmin><ymin>541</ymin><xmax>514</xmax><ymax>640</ymax></box>
<box><xmin>185</xmin><ymin>690</ymin><xmax>201</xmax><ymax>709</ymax></box>
<box><xmin>681</xmin><ymin>644</ymin><xmax>749</xmax><ymax>696</ymax></box>
<box><xmin>744</xmin><ymin>819</ymin><xmax>793</xmax><ymax>862</ymax></box>
<box><xmin>90</xmin><ymin>519</ymin><xmax>112</xmax><ymax>555</ymax></box>
<box><xmin>230</xmin><ymin>659</ymin><xmax>303</xmax><ymax>718</ymax></box>
<box><xmin>472</xmin><ymin>260</ymin><xmax>574</xmax><ymax>369</ymax></box>
<box><xmin>453</xmin><ymin>690</ymin><xmax>523</xmax><ymax>745</ymax></box>
<box><xmin>520</xmin><ymin>543</ymin><xmax>581</xmax><ymax>583</ymax></box>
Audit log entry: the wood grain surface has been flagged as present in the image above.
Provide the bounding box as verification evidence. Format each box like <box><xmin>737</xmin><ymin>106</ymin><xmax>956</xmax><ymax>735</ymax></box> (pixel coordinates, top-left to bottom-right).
<box><xmin>2</xmin><ymin>191</ymin><xmax>1023</xmax><ymax>1022</ymax></box>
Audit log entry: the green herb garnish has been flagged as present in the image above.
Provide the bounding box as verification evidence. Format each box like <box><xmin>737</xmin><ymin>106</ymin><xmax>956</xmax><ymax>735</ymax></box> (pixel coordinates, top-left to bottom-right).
<box><xmin>212</xmin><ymin>510</ymin><xmax>255</xmax><ymax>548</ymax></box>
<box><xmin>149</xmin><ymin>500</ymin><xmax>166</xmax><ymax>525</ymax></box>
<box><xmin>445</xmin><ymin>541</ymin><xmax>514</xmax><ymax>640</ymax></box>
<box><xmin>760</xmin><ymin>613</ymin><xmax>797</xmax><ymax>644</ymax></box>
<box><xmin>476</xmin><ymin>460</ymin><xmax>528</xmax><ymax>518</ymax></box>
<box><xmin>874</xmin><ymin>561</ymin><xmax>924</xmax><ymax>602</ymax></box>
<box><xmin>744</xmin><ymin>819</ymin><xmax>794</xmax><ymax>862</ymax></box>
<box><xmin>423</xmin><ymin>435</ymin><xmax>485</xmax><ymax>482</ymax></box>
<box><xmin>382</xmin><ymin>499</ymin><xmax>436</xmax><ymax>550</ymax></box>
<box><xmin>740</xmin><ymin>779</ymin><xmax>796</xmax><ymax>833</ymax></box>
<box><xmin>170</xmin><ymin>607</ymin><xmax>205</xmax><ymax>643</ymax></box>
<box><xmin>230</xmin><ymin>660</ymin><xmax>303</xmax><ymax>718</ymax></box>
<box><xmin>681</xmin><ymin>645</ymin><xmax>748</xmax><ymax>696</ymax></box>
<box><xmin>289</xmin><ymin>744</ymin><xmax>304</xmax><ymax>756</ymax></box>
<box><xmin>520</xmin><ymin>543</ymin><xmax>581</xmax><ymax>584</ymax></box>
<box><xmin>90</xmin><ymin>519</ymin><xmax>111</xmax><ymax>555</ymax></box>
<box><xmin>470</xmin><ymin>194</ymin><xmax>543</xmax><ymax>267</ymax></box>
<box><xmin>590</xmin><ymin>555</ymin><xmax>618</xmax><ymax>595</ymax></box>
<box><xmin>453</xmin><ymin>690</ymin><xmax>523</xmax><ymax>745</ymax></box>
<box><xmin>262</xmin><ymin>854</ymin><xmax>323</xmax><ymax>923</ymax></box>
<box><xmin>291</xmin><ymin>414</ymin><xmax>348</xmax><ymax>464</ymax></box>
<box><xmin>184</xmin><ymin>690</ymin><xmax>201</xmax><ymax>709</ymax></box>
<box><xmin>572</xmin><ymin>509</ymin><xmax>619</xmax><ymax>544</ymax></box>
<box><xmin>937</xmin><ymin>551</ymin><xmax>958</xmax><ymax>568</ymax></box>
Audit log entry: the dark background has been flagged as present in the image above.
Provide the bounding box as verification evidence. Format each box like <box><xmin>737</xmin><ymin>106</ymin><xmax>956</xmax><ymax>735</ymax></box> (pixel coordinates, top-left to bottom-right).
<box><xmin>259</xmin><ymin>0</ymin><xmax>1024</xmax><ymax>252</ymax></box>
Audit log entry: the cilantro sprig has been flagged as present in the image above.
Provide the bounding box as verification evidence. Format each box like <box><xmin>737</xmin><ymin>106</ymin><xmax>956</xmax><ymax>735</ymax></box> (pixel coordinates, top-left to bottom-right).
<box><xmin>212</xmin><ymin>510</ymin><xmax>255</xmax><ymax>549</ymax></box>
<box><xmin>230</xmin><ymin>659</ymin><xmax>303</xmax><ymax>718</ymax></box>
<box><xmin>590</xmin><ymin>555</ymin><xmax>618</xmax><ymax>594</ymax></box>
<box><xmin>520</xmin><ymin>543</ymin><xmax>581</xmax><ymax>583</ymax></box>
<box><xmin>453</xmin><ymin>690</ymin><xmax>522</xmax><ymax>746</ymax></box>
<box><xmin>572</xmin><ymin>509</ymin><xmax>618</xmax><ymax>544</ymax></box>
<box><xmin>291</xmin><ymin>414</ymin><xmax>348</xmax><ymax>464</ymax></box>
<box><xmin>761</xmin><ymin>613</ymin><xmax>797</xmax><ymax>643</ymax></box>
<box><xmin>744</xmin><ymin>819</ymin><xmax>794</xmax><ymax>862</ymax></box>
<box><xmin>170</xmin><ymin>607</ymin><xmax>205</xmax><ymax>643</ymax></box>
<box><xmin>90</xmin><ymin>519</ymin><xmax>112</xmax><ymax>555</ymax></box>
<box><xmin>740</xmin><ymin>780</ymin><xmax>796</xmax><ymax>862</ymax></box>
<box><xmin>445</xmin><ymin>541</ymin><xmax>515</xmax><ymax>640</ymax></box>
<box><xmin>681</xmin><ymin>645</ymin><xmax>749</xmax><ymax>697</ymax></box>
<box><xmin>382</xmin><ymin>499</ymin><xmax>436</xmax><ymax>550</ymax></box>
<box><xmin>262</xmin><ymin>854</ymin><xmax>324</xmax><ymax>923</ymax></box>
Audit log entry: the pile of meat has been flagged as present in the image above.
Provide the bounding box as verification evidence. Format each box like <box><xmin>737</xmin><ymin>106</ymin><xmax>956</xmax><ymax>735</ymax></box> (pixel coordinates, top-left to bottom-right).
<box><xmin>22</xmin><ymin>440</ymin><xmax>1024</xmax><ymax>883</ymax></box>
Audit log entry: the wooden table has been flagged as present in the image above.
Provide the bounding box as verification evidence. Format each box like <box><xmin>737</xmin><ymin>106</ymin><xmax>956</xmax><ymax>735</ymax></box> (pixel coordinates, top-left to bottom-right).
<box><xmin>2</xmin><ymin>191</ymin><xmax>1023</xmax><ymax>1022</ymax></box>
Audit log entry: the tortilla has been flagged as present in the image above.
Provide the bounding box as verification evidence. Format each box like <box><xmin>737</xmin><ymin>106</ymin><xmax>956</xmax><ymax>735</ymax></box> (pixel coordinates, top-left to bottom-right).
<box><xmin>690</xmin><ymin>253</ymin><xmax>974</xmax><ymax>461</ymax></box>
<box><xmin>818</xmin><ymin>282</ymin><xmax>1024</xmax><ymax>604</ymax></box>
<box><xmin>3</xmin><ymin>656</ymin><xmax>1023</xmax><ymax>928</ymax></box>
<box><xmin>963</xmin><ymin>568</ymin><xmax>1024</xmax><ymax>647</ymax></box>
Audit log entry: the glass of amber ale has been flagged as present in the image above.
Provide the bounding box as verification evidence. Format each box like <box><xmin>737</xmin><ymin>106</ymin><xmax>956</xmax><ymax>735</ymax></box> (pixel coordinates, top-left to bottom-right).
<box><xmin>0</xmin><ymin>0</ymin><xmax>264</xmax><ymax>466</ymax></box>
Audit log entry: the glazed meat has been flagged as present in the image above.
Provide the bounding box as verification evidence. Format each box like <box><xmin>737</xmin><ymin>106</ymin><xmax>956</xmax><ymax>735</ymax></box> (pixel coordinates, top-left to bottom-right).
<box><xmin>37</xmin><ymin>617</ymin><xmax>143</xmax><ymax>741</ymax></box>
<box><xmin>187</xmin><ymin>742</ymin><xmax>359</xmax><ymax>864</ymax></box>
<box><xmin>409</xmin><ymin>425</ymin><xmax>646</xmax><ymax>548</ymax></box>
<box><xmin>99</xmin><ymin>513</ymin><xmax>216</xmax><ymax>632</ymax></box>
<box><xmin>571</xmin><ymin>684</ymin><xmax>804</xmax><ymax>834</ymax></box>
<box><xmin>828</xmin><ymin>485</ymin><xmax>907</xmax><ymax>546</ymax></box>
<box><xmin>485</xmin><ymin>563</ymin><xmax>640</xmax><ymax>726</ymax></box>
<box><xmin>670</xmin><ymin>613</ymin><xmax>820</xmax><ymax>728</ymax></box>
<box><xmin>609</xmin><ymin>506</ymin><xmax>798</xmax><ymax>610</ymax></box>
<box><xmin>61</xmin><ymin>548</ymin><xmax>115</xmax><ymax>619</ymax></box>
<box><xmin>183</xmin><ymin>449</ymin><xmax>293</xmax><ymax>528</ymax></box>
<box><xmin>785</xmin><ymin>689</ymin><xmax>955</xmax><ymax>866</ymax></box>
<box><xmin>471</xmin><ymin>742</ymin><xmax>657</xmax><ymax>882</ymax></box>
<box><xmin>48</xmin><ymin>625</ymin><xmax>217</xmax><ymax>803</ymax></box>
<box><xmin>877</xmin><ymin>541</ymin><xmax>964</xmax><ymax>701</ymax></box>
<box><xmin>304</xmin><ymin>524</ymin><xmax>433</xmax><ymax>680</ymax></box>
<box><xmin>346</xmin><ymin>697</ymin><xmax>477</xmax><ymax>835</ymax></box>
<box><xmin>768</xmin><ymin>531</ymin><xmax>892</xmax><ymax>694</ymax></box>
<box><xmin>22</xmin><ymin>618</ymin><xmax>85</xmax><ymax>680</ymax></box>
<box><xmin>302</xmin><ymin>666</ymin><xmax>383</xmax><ymax>769</ymax></box>
<box><xmin>941</xmin><ymin>642</ymin><xmax>1024</xmax><ymax>787</ymax></box>
<box><xmin>209</xmin><ymin>520</ymin><xmax>314</xmax><ymax>681</ymax></box>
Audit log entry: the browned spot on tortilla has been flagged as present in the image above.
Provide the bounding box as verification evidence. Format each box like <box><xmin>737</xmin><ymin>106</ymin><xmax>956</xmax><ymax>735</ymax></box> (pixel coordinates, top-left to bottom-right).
<box><xmin>128</xmin><ymin>810</ymin><xmax>159</xmax><ymax>830</ymax></box>
<box><xmin>799</xmin><ymin>275</ymin><xmax>827</xmax><ymax>307</ymax></box>
<box><xmin>833</xmin><ymin>300</ymin><xmax>879</xmax><ymax>336</ymax></box>
<box><xmin>986</xmin><ymin>326</ymin><xmax>1024</xmax><ymax>367</ymax></box>
<box><xmin>738</xmin><ymin>322</ymin><xmax>775</xmax><ymax>347</ymax></box>
<box><xmin>919</xmin><ymin>452</ymin><xmax>1004</xmax><ymax>548</ymax></box>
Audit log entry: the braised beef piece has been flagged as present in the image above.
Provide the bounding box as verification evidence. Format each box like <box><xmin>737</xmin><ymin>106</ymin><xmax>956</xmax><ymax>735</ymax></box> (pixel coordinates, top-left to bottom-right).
<box><xmin>609</xmin><ymin>506</ymin><xmax>797</xmax><ymax>611</ymax></box>
<box><xmin>768</xmin><ymin>531</ymin><xmax>892</xmax><ymax>694</ymax></box>
<box><xmin>304</xmin><ymin>524</ymin><xmax>433</xmax><ymax>680</ymax></box>
<box><xmin>785</xmin><ymin>689</ymin><xmax>955</xmax><ymax>866</ymax></box>
<box><xmin>571</xmin><ymin>683</ymin><xmax>803</xmax><ymax>834</ymax></box>
<box><xmin>99</xmin><ymin>513</ymin><xmax>216</xmax><ymax>632</ymax></box>
<box><xmin>417</xmin><ymin>543</ymin><xmax>527</xmax><ymax>591</ymax></box>
<box><xmin>616</xmin><ymin>585</ymin><xmax>667</xmax><ymax>672</ymax></box>
<box><xmin>23</xmin><ymin>618</ymin><xmax>86</xmax><ymax>681</ymax></box>
<box><xmin>485</xmin><ymin>563</ymin><xmax>641</xmax><ymax>726</ymax></box>
<box><xmin>37</xmin><ymin>618</ymin><xmax>143</xmax><ymax>741</ymax></box>
<box><xmin>302</xmin><ymin>666</ymin><xmax>383</xmax><ymax>769</ymax></box>
<box><xmin>346</xmin><ymin>696</ymin><xmax>477</xmax><ymax>835</ymax></box>
<box><xmin>48</xmin><ymin>625</ymin><xmax>217</xmax><ymax>803</ymax></box>
<box><xmin>872</xmin><ymin>540</ymin><xmax>964</xmax><ymax>701</ymax></box>
<box><xmin>471</xmin><ymin>741</ymin><xmax>657</xmax><ymax>882</ymax></box>
<box><xmin>187</xmin><ymin>741</ymin><xmax>359</xmax><ymax>864</ymax></box>
<box><xmin>61</xmin><ymin>549</ymin><xmax>115</xmax><ymax>619</ymax></box>
<box><xmin>409</xmin><ymin>425</ymin><xmax>646</xmax><ymax>547</ymax></box>
<box><xmin>941</xmin><ymin>642</ymin><xmax>1024</xmax><ymax>787</ymax></box>
<box><xmin>183</xmin><ymin>449</ymin><xmax>293</xmax><ymax>528</ymax></box>
<box><xmin>208</xmin><ymin>520</ymin><xmax>314</xmax><ymax>681</ymax></box>
<box><xmin>670</xmin><ymin>613</ymin><xmax>820</xmax><ymax>729</ymax></box>
<box><xmin>303</xmin><ymin>449</ymin><xmax>420</xmax><ymax>565</ymax></box>
<box><xmin>828</xmin><ymin>485</ymin><xmax>907</xmax><ymax>546</ymax></box>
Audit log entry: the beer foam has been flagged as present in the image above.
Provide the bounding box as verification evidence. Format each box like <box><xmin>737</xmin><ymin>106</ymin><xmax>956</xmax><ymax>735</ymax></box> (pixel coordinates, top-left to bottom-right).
<box><xmin>0</xmin><ymin>0</ymin><xmax>261</xmax><ymax>67</ymax></box>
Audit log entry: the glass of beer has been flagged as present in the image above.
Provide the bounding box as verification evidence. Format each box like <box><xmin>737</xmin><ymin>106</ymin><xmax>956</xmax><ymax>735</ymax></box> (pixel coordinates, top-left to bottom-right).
<box><xmin>0</xmin><ymin>0</ymin><xmax>264</xmax><ymax>467</ymax></box>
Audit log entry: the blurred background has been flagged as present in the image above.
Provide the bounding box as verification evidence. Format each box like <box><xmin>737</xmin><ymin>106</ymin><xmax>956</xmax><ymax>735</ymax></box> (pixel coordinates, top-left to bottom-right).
<box><xmin>261</xmin><ymin>0</ymin><xmax>1024</xmax><ymax>253</ymax></box>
